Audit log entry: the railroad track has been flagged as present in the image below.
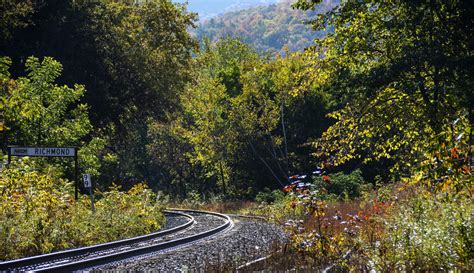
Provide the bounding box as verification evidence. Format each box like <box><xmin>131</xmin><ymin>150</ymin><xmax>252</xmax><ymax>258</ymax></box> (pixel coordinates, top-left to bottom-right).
<box><xmin>0</xmin><ymin>209</ymin><xmax>232</xmax><ymax>272</ymax></box>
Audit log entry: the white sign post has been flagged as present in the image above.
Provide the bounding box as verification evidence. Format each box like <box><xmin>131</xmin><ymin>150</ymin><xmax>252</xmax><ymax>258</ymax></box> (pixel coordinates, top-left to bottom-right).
<box><xmin>82</xmin><ymin>174</ymin><xmax>95</xmax><ymax>212</ymax></box>
<box><xmin>83</xmin><ymin>174</ymin><xmax>92</xmax><ymax>188</ymax></box>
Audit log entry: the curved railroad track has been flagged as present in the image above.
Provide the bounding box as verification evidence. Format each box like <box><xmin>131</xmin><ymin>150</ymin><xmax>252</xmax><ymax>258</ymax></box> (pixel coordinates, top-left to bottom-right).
<box><xmin>0</xmin><ymin>209</ymin><xmax>232</xmax><ymax>272</ymax></box>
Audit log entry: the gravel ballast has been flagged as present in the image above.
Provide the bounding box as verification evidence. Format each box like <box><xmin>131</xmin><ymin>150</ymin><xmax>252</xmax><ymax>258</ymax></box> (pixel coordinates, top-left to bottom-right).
<box><xmin>162</xmin><ymin>212</ymin><xmax>192</xmax><ymax>230</ymax></box>
<box><xmin>94</xmin><ymin>216</ymin><xmax>286</xmax><ymax>271</ymax></box>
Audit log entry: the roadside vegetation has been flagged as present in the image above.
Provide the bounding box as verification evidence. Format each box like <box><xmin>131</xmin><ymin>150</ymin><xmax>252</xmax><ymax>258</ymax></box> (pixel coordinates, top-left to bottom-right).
<box><xmin>243</xmin><ymin>178</ymin><xmax>472</xmax><ymax>271</ymax></box>
<box><xmin>0</xmin><ymin>0</ymin><xmax>472</xmax><ymax>270</ymax></box>
<box><xmin>0</xmin><ymin>160</ymin><xmax>164</xmax><ymax>260</ymax></box>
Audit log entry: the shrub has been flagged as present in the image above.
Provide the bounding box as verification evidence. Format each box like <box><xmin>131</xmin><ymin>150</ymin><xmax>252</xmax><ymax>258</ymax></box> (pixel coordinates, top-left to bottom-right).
<box><xmin>255</xmin><ymin>188</ymin><xmax>285</xmax><ymax>204</ymax></box>
<box><xmin>362</xmin><ymin>194</ymin><xmax>473</xmax><ymax>271</ymax></box>
<box><xmin>0</xmin><ymin>161</ymin><xmax>165</xmax><ymax>260</ymax></box>
<box><xmin>313</xmin><ymin>169</ymin><xmax>366</xmax><ymax>198</ymax></box>
<box><xmin>273</xmin><ymin>177</ymin><xmax>362</xmax><ymax>268</ymax></box>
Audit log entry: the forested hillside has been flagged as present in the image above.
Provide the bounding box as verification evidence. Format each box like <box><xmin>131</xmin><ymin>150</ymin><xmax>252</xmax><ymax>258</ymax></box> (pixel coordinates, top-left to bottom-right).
<box><xmin>174</xmin><ymin>0</ymin><xmax>279</xmax><ymax>21</ymax></box>
<box><xmin>1</xmin><ymin>0</ymin><xmax>472</xmax><ymax>270</ymax></box>
<box><xmin>194</xmin><ymin>0</ymin><xmax>338</xmax><ymax>54</ymax></box>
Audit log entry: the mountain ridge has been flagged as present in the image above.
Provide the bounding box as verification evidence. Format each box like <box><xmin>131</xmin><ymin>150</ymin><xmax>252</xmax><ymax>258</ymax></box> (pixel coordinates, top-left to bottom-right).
<box><xmin>192</xmin><ymin>0</ymin><xmax>339</xmax><ymax>54</ymax></box>
<box><xmin>174</xmin><ymin>0</ymin><xmax>279</xmax><ymax>21</ymax></box>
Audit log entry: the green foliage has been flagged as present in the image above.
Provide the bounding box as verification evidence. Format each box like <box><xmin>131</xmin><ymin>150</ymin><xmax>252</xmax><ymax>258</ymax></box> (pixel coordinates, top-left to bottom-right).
<box><xmin>170</xmin><ymin>39</ymin><xmax>266</xmax><ymax>194</ymax></box>
<box><xmin>313</xmin><ymin>169</ymin><xmax>366</xmax><ymax>198</ymax></box>
<box><xmin>363</xmin><ymin>194</ymin><xmax>473</xmax><ymax>271</ymax></box>
<box><xmin>241</xmin><ymin>193</ymin><xmax>306</xmax><ymax>222</ymax></box>
<box><xmin>0</xmin><ymin>160</ymin><xmax>165</xmax><ymax>260</ymax></box>
<box><xmin>0</xmin><ymin>56</ymin><xmax>105</xmax><ymax>175</ymax></box>
<box><xmin>75</xmin><ymin>0</ymin><xmax>197</xmax><ymax>186</ymax></box>
<box><xmin>287</xmin><ymin>9</ymin><xmax>473</xmax><ymax>272</ymax></box>
<box><xmin>182</xmin><ymin>190</ymin><xmax>204</xmax><ymax>207</ymax></box>
<box><xmin>255</xmin><ymin>188</ymin><xmax>284</xmax><ymax>204</ymax></box>
<box><xmin>0</xmin><ymin>0</ymin><xmax>34</xmax><ymax>42</ymax></box>
<box><xmin>146</xmin><ymin>120</ymin><xmax>197</xmax><ymax>196</ymax></box>
<box><xmin>81</xmin><ymin>183</ymin><xmax>165</xmax><ymax>245</ymax></box>
<box><xmin>0</xmin><ymin>56</ymin><xmax>90</xmax><ymax>146</ymax></box>
<box><xmin>79</xmin><ymin>0</ymin><xmax>197</xmax><ymax>123</ymax></box>
<box><xmin>0</xmin><ymin>0</ymin><xmax>198</xmax><ymax>187</ymax></box>
<box><xmin>293</xmin><ymin>0</ymin><xmax>473</xmax><ymax>182</ymax></box>
<box><xmin>162</xmin><ymin>38</ymin><xmax>330</xmax><ymax>196</ymax></box>
<box><xmin>407</xmin><ymin>115</ymin><xmax>473</xmax><ymax>194</ymax></box>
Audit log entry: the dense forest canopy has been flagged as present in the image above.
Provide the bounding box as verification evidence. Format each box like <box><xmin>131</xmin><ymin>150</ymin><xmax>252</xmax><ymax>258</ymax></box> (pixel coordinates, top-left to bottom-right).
<box><xmin>0</xmin><ymin>0</ymin><xmax>472</xmax><ymax>196</ymax></box>
<box><xmin>1</xmin><ymin>0</ymin><xmax>198</xmax><ymax>187</ymax></box>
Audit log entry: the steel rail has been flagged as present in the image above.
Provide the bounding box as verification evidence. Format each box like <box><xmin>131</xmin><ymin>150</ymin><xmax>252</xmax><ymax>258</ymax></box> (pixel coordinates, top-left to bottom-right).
<box><xmin>35</xmin><ymin>209</ymin><xmax>231</xmax><ymax>272</ymax></box>
<box><xmin>1</xmin><ymin>210</ymin><xmax>231</xmax><ymax>272</ymax></box>
<box><xmin>0</xmin><ymin>210</ymin><xmax>194</xmax><ymax>271</ymax></box>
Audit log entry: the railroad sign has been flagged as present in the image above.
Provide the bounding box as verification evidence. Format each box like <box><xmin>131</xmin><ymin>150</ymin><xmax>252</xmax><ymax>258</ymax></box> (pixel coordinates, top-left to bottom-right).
<box><xmin>83</xmin><ymin>174</ymin><xmax>92</xmax><ymax>188</ymax></box>
<box><xmin>9</xmin><ymin>147</ymin><xmax>75</xmax><ymax>157</ymax></box>
<box><xmin>8</xmin><ymin>146</ymin><xmax>79</xmax><ymax>200</ymax></box>
<box><xmin>82</xmin><ymin>173</ymin><xmax>95</xmax><ymax>213</ymax></box>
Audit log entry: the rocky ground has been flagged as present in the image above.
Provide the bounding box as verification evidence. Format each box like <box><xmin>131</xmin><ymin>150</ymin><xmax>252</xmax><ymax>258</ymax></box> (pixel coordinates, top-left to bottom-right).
<box><xmin>93</xmin><ymin>216</ymin><xmax>286</xmax><ymax>272</ymax></box>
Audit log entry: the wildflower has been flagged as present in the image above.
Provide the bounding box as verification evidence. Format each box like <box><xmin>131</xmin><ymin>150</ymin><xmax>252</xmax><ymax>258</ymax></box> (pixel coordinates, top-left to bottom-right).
<box><xmin>289</xmin><ymin>175</ymin><xmax>299</xmax><ymax>180</ymax></box>
<box><xmin>344</xmin><ymin>228</ymin><xmax>356</xmax><ymax>236</ymax></box>
<box><xmin>322</xmin><ymin>175</ymin><xmax>331</xmax><ymax>184</ymax></box>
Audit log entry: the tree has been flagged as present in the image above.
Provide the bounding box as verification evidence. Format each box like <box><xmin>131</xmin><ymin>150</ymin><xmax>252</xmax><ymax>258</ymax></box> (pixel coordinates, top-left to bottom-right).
<box><xmin>75</xmin><ymin>0</ymin><xmax>198</xmax><ymax>185</ymax></box>
<box><xmin>1</xmin><ymin>56</ymin><xmax>90</xmax><ymax>147</ymax></box>
<box><xmin>176</xmin><ymin>39</ymin><xmax>260</xmax><ymax>194</ymax></box>
<box><xmin>0</xmin><ymin>0</ymin><xmax>198</xmax><ymax>186</ymax></box>
<box><xmin>0</xmin><ymin>1</ymin><xmax>34</xmax><ymax>44</ymax></box>
<box><xmin>293</xmin><ymin>0</ymin><xmax>473</xmax><ymax>180</ymax></box>
<box><xmin>235</xmin><ymin>51</ymin><xmax>330</xmax><ymax>180</ymax></box>
<box><xmin>166</xmin><ymin>39</ymin><xmax>331</xmax><ymax>196</ymax></box>
<box><xmin>0</xmin><ymin>56</ymin><xmax>105</xmax><ymax>175</ymax></box>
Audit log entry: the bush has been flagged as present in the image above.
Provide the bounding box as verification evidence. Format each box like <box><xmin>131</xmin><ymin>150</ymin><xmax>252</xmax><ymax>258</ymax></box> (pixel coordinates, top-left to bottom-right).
<box><xmin>0</xmin><ymin>161</ymin><xmax>165</xmax><ymax>260</ymax></box>
<box><xmin>255</xmin><ymin>188</ymin><xmax>285</xmax><ymax>204</ymax></box>
<box><xmin>362</xmin><ymin>194</ymin><xmax>473</xmax><ymax>271</ymax></box>
<box><xmin>313</xmin><ymin>169</ymin><xmax>366</xmax><ymax>198</ymax></box>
